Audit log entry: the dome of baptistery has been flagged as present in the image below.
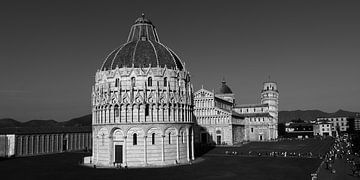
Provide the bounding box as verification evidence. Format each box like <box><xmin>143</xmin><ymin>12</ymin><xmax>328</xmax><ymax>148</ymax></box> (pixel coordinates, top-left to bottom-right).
<box><xmin>88</xmin><ymin>14</ymin><xmax>195</xmax><ymax>168</ymax></box>
<box><xmin>100</xmin><ymin>14</ymin><xmax>183</xmax><ymax>71</ymax></box>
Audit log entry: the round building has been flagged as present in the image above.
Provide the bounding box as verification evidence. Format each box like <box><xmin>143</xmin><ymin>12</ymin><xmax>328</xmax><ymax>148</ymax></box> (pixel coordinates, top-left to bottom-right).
<box><xmin>90</xmin><ymin>15</ymin><xmax>195</xmax><ymax>167</ymax></box>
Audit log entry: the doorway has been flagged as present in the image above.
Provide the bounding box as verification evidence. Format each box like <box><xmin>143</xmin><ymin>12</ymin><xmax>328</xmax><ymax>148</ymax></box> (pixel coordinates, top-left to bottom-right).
<box><xmin>216</xmin><ymin>136</ymin><xmax>221</xmax><ymax>145</ymax></box>
<box><xmin>259</xmin><ymin>135</ymin><xmax>263</xmax><ymax>141</ymax></box>
<box><xmin>114</xmin><ymin>145</ymin><xmax>123</xmax><ymax>163</ymax></box>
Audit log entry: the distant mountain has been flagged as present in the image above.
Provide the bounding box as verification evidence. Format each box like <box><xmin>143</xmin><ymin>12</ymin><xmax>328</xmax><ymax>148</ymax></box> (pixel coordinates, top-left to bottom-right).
<box><xmin>0</xmin><ymin>118</ymin><xmax>21</xmax><ymax>128</ymax></box>
<box><xmin>60</xmin><ymin>114</ymin><xmax>91</xmax><ymax>127</ymax></box>
<box><xmin>279</xmin><ymin>109</ymin><xmax>359</xmax><ymax>124</ymax></box>
<box><xmin>22</xmin><ymin>119</ymin><xmax>59</xmax><ymax>127</ymax></box>
<box><xmin>1</xmin><ymin>109</ymin><xmax>359</xmax><ymax>128</ymax></box>
<box><xmin>0</xmin><ymin>114</ymin><xmax>92</xmax><ymax>128</ymax></box>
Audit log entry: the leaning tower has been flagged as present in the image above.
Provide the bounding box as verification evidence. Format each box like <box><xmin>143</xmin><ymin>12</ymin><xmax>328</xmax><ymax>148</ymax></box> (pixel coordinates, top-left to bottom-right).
<box><xmin>90</xmin><ymin>14</ymin><xmax>194</xmax><ymax>167</ymax></box>
<box><xmin>260</xmin><ymin>81</ymin><xmax>279</xmax><ymax>120</ymax></box>
<box><xmin>260</xmin><ymin>81</ymin><xmax>279</xmax><ymax>139</ymax></box>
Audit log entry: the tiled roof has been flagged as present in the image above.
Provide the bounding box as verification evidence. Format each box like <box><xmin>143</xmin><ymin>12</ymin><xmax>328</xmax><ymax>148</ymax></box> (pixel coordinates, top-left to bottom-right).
<box><xmin>214</xmin><ymin>96</ymin><xmax>233</xmax><ymax>105</ymax></box>
<box><xmin>101</xmin><ymin>14</ymin><xmax>183</xmax><ymax>71</ymax></box>
<box><xmin>231</xmin><ymin>111</ymin><xmax>245</xmax><ymax>118</ymax></box>
<box><xmin>0</xmin><ymin>126</ymin><xmax>91</xmax><ymax>135</ymax></box>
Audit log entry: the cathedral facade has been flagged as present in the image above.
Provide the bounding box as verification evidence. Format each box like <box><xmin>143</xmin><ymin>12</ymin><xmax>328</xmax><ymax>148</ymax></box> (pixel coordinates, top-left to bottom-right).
<box><xmin>194</xmin><ymin>80</ymin><xmax>278</xmax><ymax>145</ymax></box>
<box><xmin>89</xmin><ymin>15</ymin><xmax>195</xmax><ymax>167</ymax></box>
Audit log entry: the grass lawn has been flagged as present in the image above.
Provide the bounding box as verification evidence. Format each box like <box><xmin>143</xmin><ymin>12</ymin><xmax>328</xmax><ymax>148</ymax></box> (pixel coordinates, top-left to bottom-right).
<box><xmin>207</xmin><ymin>137</ymin><xmax>334</xmax><ymax>156</ymax></box>
<box><xmin>0</xmin><ymin>138</ymin><xmax>333</xmax><ymax>180</ymax></box>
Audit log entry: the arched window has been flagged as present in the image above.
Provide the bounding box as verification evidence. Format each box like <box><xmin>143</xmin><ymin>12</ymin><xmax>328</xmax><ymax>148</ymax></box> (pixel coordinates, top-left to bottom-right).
<box><xmin>168</xmin><ymin>132</ymin><xmax>171</xmax><ymax>144</ymax></box>
<box><xmin>145</xmin><ymin>104</ymin><xmax>150</xmax><ymax>116</ymax></box>
<box><xmin>115</xmin><ymin>78</ymin><xmax>119</xmax><ymax>87</ymax></box>
<box><xmin>148</xmin><ymin>77</ymin><xmax>152</xmax><ymax>87</ymax></box>
<box><xmin>114</xmin><ymin>105</ymin><xmax>119</xmax><ymax>117</ymax></box>
<box><xmin>164</xmin><ymin>77</ymin><xmax>167</xmax><ymax>87</ymax></box>
<box><xmin>152</xmin><ymin>133</ymin><xmax>155</xmax><ymax>145</ymax></box>
<box><xmin>133</xmin><ymin>133</ymin><xmax>137</xmax><ymax>145</ymax></box>
<box><xmin>131</xmin><ymin>77</ymin><xmax>136</xmax><ymax>87</ymax></box>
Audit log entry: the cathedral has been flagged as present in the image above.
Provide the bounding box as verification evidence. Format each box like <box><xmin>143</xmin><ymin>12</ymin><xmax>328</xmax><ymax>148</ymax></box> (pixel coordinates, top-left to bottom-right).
<box><xmin>194</xmin><ymin>80</ymin><xmax>279</xmax><ymax>145</ymax></box>
<box><xmin>89</xmin><ymin>14</ymin><xmax>195</xmax><ymax>167</ymax></box>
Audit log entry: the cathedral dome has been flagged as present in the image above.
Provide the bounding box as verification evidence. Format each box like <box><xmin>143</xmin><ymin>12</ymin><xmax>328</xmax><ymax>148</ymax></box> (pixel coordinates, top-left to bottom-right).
<box><xmin>217</xmin><ymin>80</ymin><xmax>233</xmax><ymax>94</ymax></box>
<box><xmin>101</xmin><ymin>14</ymin><xmax>184</xmax><ymax>71</ymax></box>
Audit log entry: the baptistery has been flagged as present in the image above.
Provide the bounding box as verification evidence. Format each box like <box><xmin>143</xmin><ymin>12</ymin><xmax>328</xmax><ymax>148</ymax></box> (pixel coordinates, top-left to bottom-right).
<box><xmin>89</xmin><ymin>14</ymin><xmax>195</xmax><ymax>167</ymax></box>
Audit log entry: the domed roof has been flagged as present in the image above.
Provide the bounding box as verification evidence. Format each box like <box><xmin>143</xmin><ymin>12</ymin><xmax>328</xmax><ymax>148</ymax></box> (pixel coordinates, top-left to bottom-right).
<box><xmin>101</xmin><ymin>14</ymin><xmax>184</xmax><ymax>71</ymax></box>
<box><xmin>217</xmin><ymin>80</ymin><xmax>233</xmax><ymax>94</ymax></box>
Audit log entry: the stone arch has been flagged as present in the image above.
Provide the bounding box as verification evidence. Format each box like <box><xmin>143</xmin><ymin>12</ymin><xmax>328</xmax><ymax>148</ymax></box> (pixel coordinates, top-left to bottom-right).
<box><xmin>179</xmin><ymin>127</ymin><xmax>187</xmax><ymax>144</ymax></box>
<box><xmin>126</xmin><ymin>126</ymin><xmax>145</xmax><ymax>138</ymax></box>
<box><xmin>112</xmin><ymin>128</ymin><xmax>124</xmax><ymax>141</ymax></box>
<box><xmin>97</xmin><ymin>127</ymin><xmax>109</xmax><ymax>137</ymax></box>
<box><xmin>164</xmin><ymin>126</ymin><xmax>177</xmax><ymax>145</ymax></box>
<box><xmin>146</xmin><ymin>127</ymin><xmax>162</xmax><ymax>145</ymax></box>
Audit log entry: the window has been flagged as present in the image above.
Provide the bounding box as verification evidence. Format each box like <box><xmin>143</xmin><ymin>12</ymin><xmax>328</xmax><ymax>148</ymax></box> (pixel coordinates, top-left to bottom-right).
<box><xmin>164</xmin><ymin>77</ymin><xmax>167</xmax><ymax>87</ymax></box>
<box><xmin>145</xmin><ymin>104</ymin><xmax>150</xmax><ymax>116</ymax></box>
<box><xmin>148</xmin><ymin>77</ymin><xmax>152</xmax><ymax>87</ymax></box>
<box><xmin>181</xmin><ymin>132</ymin><xmax>184</xmax><ymax>143</ymax></box>
<box><xmin>131</xmin><ymin>77</ymin><xmax>136</xmax><ymax>87</ymax></box>
<box><xmin>133</xmin><ymin>133</ymin><xmax>137</xmax><ymax>145</ymax></box>
<box><xmin>251</xmin><ymin>128</ymin><xmax>254</xmax><ymax>133</ymax></box>
<box><xmin>114</xmin><ymin>106</ymin><xmax>119</xmax><ymax>117</ymax></box>
<box><xmin>152</xmin><ymin>133</ymin><xmax>155</xmax><ymax>145</ymax></box>
<box><xmin>168</xmin><ymin>132</ymin><xmax>171</xmax><ymax>144</ymax></box>
<box><xmin>115</xmin><ymin>78</ymin><xmax>119</xmax><ymax>87</ymax></box>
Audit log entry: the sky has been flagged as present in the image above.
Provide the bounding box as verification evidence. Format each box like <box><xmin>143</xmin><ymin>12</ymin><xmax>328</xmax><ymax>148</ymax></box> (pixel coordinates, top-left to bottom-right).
<box><xmin>1</xmin><ymin>0</ymin><xmax>360</xmax><ymax>122</ymax></box>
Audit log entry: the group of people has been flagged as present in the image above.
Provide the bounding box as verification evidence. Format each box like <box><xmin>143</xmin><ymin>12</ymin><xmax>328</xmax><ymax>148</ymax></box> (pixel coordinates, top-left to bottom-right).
<box><xmin>224</xmin><ymin>150</ymin><xmax>314</xmax><ymax>158</ymax></box>
<box><xmin>323</xmin><ymin>134</ymin><xmax>360</xmax><ymax>176</ymax></box>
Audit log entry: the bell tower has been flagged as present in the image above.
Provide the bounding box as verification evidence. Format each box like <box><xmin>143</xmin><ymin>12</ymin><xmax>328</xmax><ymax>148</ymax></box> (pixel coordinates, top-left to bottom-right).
<box><xmin>260</xmin><ymin>80</ymin><xmax>279</xmax><ymax>120</ymax></box>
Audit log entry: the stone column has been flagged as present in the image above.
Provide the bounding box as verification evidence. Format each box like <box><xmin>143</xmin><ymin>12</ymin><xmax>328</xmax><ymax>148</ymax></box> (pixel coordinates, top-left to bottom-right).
<box><xmin>123</xmin><ymin>136</ymin><xmax>127</xmax><ymax>166</ymax></box>
<box><xmin>191</xmin><ymin>128</ymin><xmax>195</xmax><ymax>160</ymax></box>
<box><xmin>176</xmin><ymin>134</ymin><xmax>180</xmax><ymax>162</ymax></box>
<box><xmin>150</xmin><ymin>105</ymin><xmax>153</xmax><ymax>122</ymax></box>
<box><xmin>96</xmin><ymin>136</ymin><xmax>99</xmax><ymax>164</ymax></box>
<box><xmin>175</xmin><ymin>106</ymin><xmax>178</xmax><ymax>122</ymax></box>
<box><xmin>161</xmin><ymin>135</ymin><xmax>165</xmax><ymax>162</ymax></box>
<box><xmin>30</xmin><ymin>135</ymin><xmax>34</xmax><ymax>155</ymax></box>
<box><xmin>59</xmin><ymin>135</ymin><xmax>63</xmax><ymax>152</ymax></box>
<box><xmin>186</xmin><ymin>129</ymin><xmax>190</xmax><ymax>161</ymax></box>
<box><xmin>18</xmin><ymin>136</ymin><xmax>22</xmax><ymax>156</ymax></box>
<box><xmin>143</xmin><ymin>136</ymin><xmax>147</xmax><ymax>165</ymax></box>
<box><xmin>118</xmin><ymin>106</ymin><xmax>121</xmax><ymax>123</ymax></box>
<box><xmin>51</xmin><ymin>135</ymin><xmax>54</xmax><ymax>153</ymax></box>
<box><xmin>24</xmin><ymin>136</ymin><xmax>28</xmax><ymax>155</ymax></box>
